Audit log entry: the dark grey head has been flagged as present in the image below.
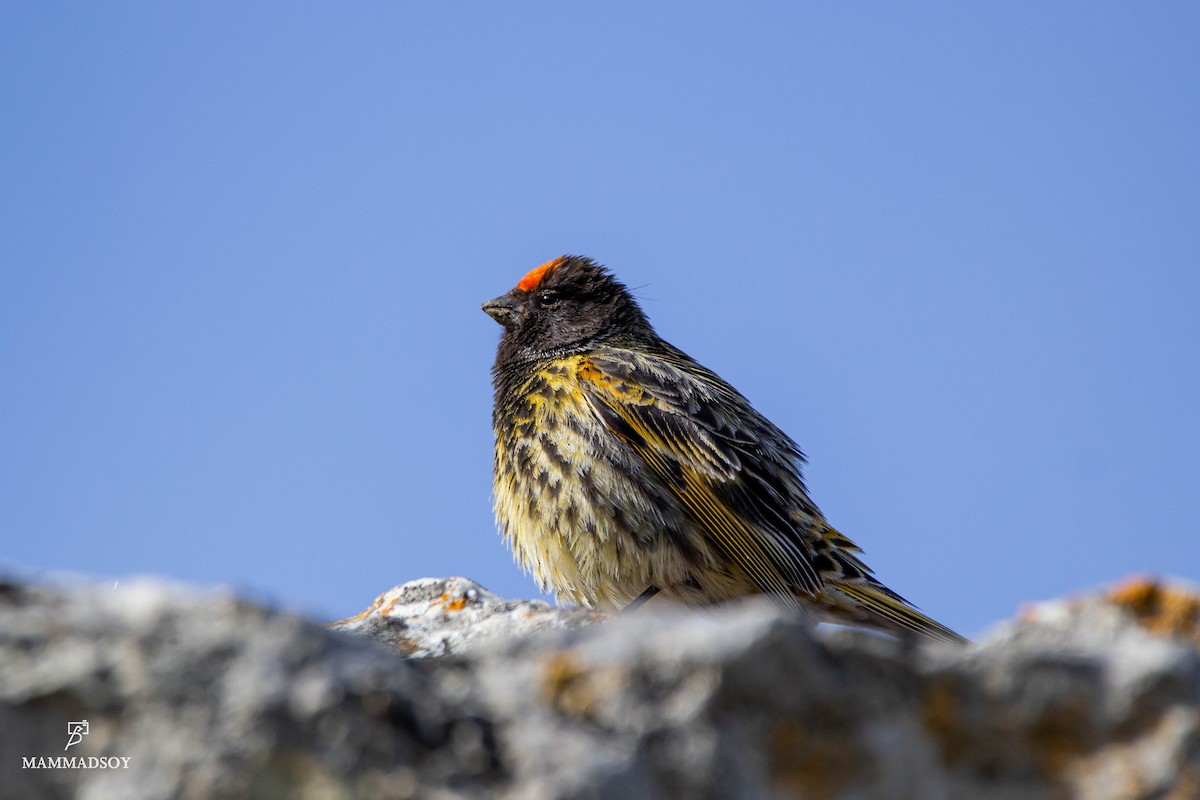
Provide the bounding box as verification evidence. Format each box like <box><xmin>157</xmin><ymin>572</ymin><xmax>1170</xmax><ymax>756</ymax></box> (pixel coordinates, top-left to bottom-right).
<box><xmin>482</xmin><ymin>255</ymin><xmax>652</xmax><ymax>363</ymax></box>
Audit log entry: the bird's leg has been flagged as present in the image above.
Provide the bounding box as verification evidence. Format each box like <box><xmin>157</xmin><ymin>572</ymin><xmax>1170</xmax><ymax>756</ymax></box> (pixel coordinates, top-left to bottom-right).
<box><xmin>621</xmin><ymin>585</ymin><xmax>660</xmax><ymax>613</ymax></box>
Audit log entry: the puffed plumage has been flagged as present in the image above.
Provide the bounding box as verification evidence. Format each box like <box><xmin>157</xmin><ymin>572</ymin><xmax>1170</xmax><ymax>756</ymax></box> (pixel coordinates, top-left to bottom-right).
<box><xmin>483</xmin><ymin>255</ymin><xmax>964</xmax><ymax>644</ymax></box>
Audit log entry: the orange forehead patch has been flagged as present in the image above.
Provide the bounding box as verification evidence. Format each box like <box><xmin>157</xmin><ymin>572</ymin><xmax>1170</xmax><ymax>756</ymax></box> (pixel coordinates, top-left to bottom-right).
<box><xmin>516</xmin><ymin>257</ymin><xmax>564</xmax><ymax>291</ymax></box>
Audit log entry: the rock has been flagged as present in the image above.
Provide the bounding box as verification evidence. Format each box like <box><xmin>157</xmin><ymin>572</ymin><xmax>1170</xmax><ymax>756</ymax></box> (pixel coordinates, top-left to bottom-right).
<box><xmin>1</xmin><ymin>574</ymin><xmax>1198</xmax><ymax>799</ymax></box>
<box><xmin>327</xmin><ymin>576</ymin><xmax>600</xmax><ymax>658</ymax></box>
<box><xmin>0</xmin><ymin>578</ymin><xmax>502</xmax><ymax>800</ymax></box>
<box><xmin>1103</xmin><ymin>575</ymin><xmax>1200</xmax><ymax>649</ymax></box>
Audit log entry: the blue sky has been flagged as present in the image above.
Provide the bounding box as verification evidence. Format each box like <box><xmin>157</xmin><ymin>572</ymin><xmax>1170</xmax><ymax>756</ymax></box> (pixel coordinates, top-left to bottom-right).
<box><xmin>3</xmin><ymin>3</ymin><xmax>1197</xmax><ymax>638</ymax></box>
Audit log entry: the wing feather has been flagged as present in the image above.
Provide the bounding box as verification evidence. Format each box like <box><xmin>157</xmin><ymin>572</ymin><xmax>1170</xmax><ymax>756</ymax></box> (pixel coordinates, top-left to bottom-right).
<box><xmin>578</xmin><ymin>349</ymin><xmax>822</xmax><ymax>599</ymax></box>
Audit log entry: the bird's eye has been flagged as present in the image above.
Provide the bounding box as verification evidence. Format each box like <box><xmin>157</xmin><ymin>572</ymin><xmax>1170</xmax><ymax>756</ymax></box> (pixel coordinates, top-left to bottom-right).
<box><xmin>536</xmin><ymin>290</ymin><xmax>561</xmax><ymax>306</ymax></box>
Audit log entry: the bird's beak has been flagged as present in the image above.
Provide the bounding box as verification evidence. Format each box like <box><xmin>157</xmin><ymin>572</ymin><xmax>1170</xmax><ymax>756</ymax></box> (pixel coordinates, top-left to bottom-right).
<box><xmin>482</xmin><ymin>294</ymin><xmax>518</xmax><ymax>328</ymax></box>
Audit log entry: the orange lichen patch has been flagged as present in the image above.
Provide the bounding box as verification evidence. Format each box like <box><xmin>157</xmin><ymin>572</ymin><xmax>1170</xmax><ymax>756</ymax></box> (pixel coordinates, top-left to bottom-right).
<box><xmin>539</xmin><ymin>651</ymin><xmax>628</xmax><ymax>719</ymax></box>
<box><xmin>1107</xmin><ymin>575</ymin><xmax>1200</xmax><ymax>646</ymax></box>
<box><xmin>1167</xmin><ymin>764</ymin><xmax>1200</xmax><ymax>800</ymax></box>
<box><xmin>1064</xmin><ymin>710</ymin><xmax>1200</xmax><ymax>798</ymax></box>
<box><xmin>920</xmin><ymin>676</ymin><xmax>968</xmax><ymax>766</ymax></box>
<box><xmin>438</xmin><ymin>592</ymin><xmax>469</xmax><ymax>612</ymax></box>
<box><xmin>326</xmin><ymin>588</ymin><xmax>399</xmax><ymax>626</ymax></box>
<box><xmin>516</xmin><ymin>257</ymin><xmax>564</xmax><ymax>291</ymax></box>
<box><xmin>540</xmin><ymin>651</ymin><xmax>596</xmax><ymax>718</ymax></box>
<box><xmin>1017</xmin><ymin>601</ymin><xmax>1043</xmax><ymax>623</ymax></box>
<box><xmin>924</xmin><ymin>673</ymin><xmax>1092</xmax><ymax>779</ymax></box>
<box><xmin>381</xmin><ymin>593</ymin><xmax>404</xmax><ymax>615</ymax></box>
<box><xmin>770</xmin><ymin>718</ymin><xmax>867</xmax><ymax>800</ymax></box>
<box><xmin>332</xmin><ymin>600</ymin><xmax>381</xmax><ymax>626</ymax></box>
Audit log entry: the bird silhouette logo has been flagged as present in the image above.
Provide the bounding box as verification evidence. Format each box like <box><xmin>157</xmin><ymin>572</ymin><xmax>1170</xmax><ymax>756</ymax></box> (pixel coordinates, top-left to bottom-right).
<box><xmin>65</xmin><ymin>721</ymin><xmax>88</xmax><ymax>751</ymax></box>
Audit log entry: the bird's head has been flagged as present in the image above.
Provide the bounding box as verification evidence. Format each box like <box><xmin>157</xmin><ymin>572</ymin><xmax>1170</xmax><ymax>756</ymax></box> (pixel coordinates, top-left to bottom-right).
<box><xmin>483</xmin><ymin>256</ymin><xmax>652</xmax><ymax>362</ymax></box>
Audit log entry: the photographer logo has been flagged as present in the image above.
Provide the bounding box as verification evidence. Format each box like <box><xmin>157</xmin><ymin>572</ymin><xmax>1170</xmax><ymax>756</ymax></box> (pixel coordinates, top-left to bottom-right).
<box><xmin>65</xmin><ymin>720</ymin><xmax>88</xmax><ymax>751</ymax></box>
<box><xmin>20</xmin><ymin>720</ymin><xmax>131</xmax><ymax>770</ymax></box>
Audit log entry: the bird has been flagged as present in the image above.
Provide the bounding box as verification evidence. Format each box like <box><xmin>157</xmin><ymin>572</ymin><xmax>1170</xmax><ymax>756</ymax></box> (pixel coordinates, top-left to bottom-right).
<box><xmin>482</xmin><ymin>255</ymin><xmax>965</xmax><ymax>644</ymax></box>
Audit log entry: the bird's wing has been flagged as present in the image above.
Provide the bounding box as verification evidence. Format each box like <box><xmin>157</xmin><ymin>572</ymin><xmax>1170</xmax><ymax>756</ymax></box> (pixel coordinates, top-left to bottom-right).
<box><xmin>577</xmin><ymin>348</ymin><xmax>822</xmax><ymax>601</ymax></box>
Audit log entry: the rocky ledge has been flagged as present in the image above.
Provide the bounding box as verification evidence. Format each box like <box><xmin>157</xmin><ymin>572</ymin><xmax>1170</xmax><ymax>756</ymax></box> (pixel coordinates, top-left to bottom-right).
<box><xmin>1</xmin><ymin>574</ymin><xmax>1198</xmax><ymax>800</ymax></box>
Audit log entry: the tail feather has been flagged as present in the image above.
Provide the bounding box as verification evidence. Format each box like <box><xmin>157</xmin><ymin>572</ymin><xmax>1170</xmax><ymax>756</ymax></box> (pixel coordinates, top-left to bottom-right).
<box><xmin>822</xmin><ymin>581</ymin><xmax>967</xmax><ymax>645</ymax></box>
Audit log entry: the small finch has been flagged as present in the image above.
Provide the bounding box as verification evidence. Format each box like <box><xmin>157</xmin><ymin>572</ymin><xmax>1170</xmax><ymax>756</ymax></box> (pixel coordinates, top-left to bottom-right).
<box><xmin>483</xmin><ymin>255</ymin><xmax>965</xmax><ymax>644</ymax></box>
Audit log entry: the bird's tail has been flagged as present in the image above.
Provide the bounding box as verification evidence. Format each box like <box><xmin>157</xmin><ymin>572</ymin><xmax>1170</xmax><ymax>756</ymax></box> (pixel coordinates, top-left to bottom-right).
<box><xmin>819</xmin><ymin>580</ymin><xmax>967</xmax><ymax>645</ymax></box>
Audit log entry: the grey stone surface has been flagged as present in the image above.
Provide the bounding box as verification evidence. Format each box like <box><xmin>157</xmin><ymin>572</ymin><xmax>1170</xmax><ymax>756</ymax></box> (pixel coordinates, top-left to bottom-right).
<box><xmin>327</xmin><ymin>576</ymin><xmax>600</xmax><ymax>658</ymax></box>
<box><xmin>1</xmin><ymin>575</ymin><xmax>1198</xmax><ymax>800</ymax></box>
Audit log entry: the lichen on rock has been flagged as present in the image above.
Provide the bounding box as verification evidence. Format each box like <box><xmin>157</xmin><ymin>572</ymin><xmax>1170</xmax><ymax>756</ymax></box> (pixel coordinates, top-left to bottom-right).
<box><xmin>1</xmin><ymin>575</ymin><xmax>1197</xmax><ymax>799</ymax></box>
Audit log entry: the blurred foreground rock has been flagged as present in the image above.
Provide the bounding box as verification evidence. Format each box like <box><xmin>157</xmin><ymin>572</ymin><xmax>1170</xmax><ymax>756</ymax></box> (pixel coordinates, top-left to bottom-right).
<box><xmin>326</xmin><ymin>575</ymin><xmax>600</xmax><ymax>657</ymax></box>
<box><xmin>1</xmin><ymin>575</ymin><xmax>1198</xmax><ymax>800</ymax></box>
